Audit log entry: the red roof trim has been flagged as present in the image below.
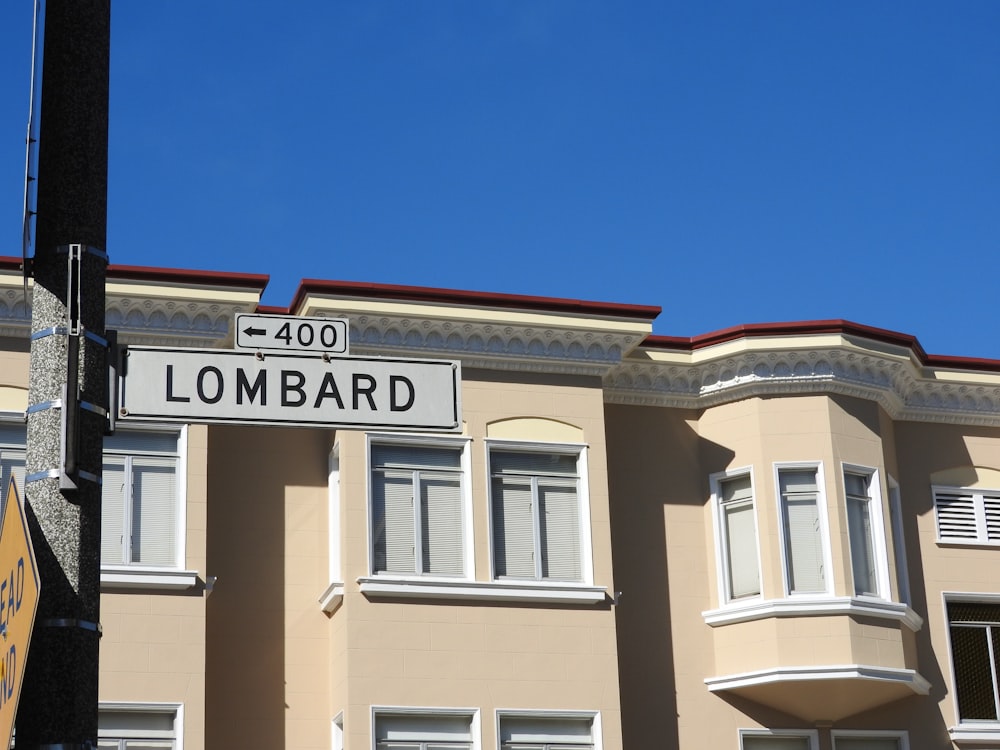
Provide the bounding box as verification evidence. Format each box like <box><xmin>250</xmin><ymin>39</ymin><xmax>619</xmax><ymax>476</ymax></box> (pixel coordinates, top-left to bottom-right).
<box><xmin>642</xmin><ymin>320</ymin><xmax>1000</xmax><ymax>372</ymax></box>
<box><xmin>290</xmin><ymin>279</ymin><xmax>661</xmax><ymax>320</ymax></box>
<box><xmin>108</xmin><ymin>263</ymin><xmax>269</xmax><ymax>290</ymax></box>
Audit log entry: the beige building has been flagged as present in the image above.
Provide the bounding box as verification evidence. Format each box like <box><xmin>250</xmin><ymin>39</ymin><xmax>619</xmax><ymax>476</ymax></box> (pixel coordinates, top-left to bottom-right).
<box><xmin>2</xmin><ymin>258</ymin><xmax>999</xmax><ymax>750</ymax></box>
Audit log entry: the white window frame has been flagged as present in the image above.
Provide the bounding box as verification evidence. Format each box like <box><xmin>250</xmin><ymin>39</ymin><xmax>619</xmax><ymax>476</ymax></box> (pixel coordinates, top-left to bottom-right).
<box><xmin>710</xmin><ymin>467</ymin><xmax>763</xmax><ymax>606</ymax></box>
<box><xmin>0</xmin><ymin>418</ymin><xmax>26</xmax><ymax>513</ymax></box>
<box><xmin>365</xmin><ymin>432</ymin><xmax>474</xmax><ymax>580</ymax></box>
<box><xmin>774</xmin><ymin>462</ymin><xmax>833</xmax><ymax>598</ymax></box>
<box><xmin>332</xmin><ymin>711</ymin><xmax>344</xmax><ymax>750</ymax></box>
<box><xmin>320</xmin><ymin>443</ymin><xmax>344</xmax><ymax>613</ymax></box>
<box><xmin>841</xmin><ymin>463</ymin><xmax>891</xmax><ymax>600</ymax></box>
<box><xmin>943</xmin><ymin>592</ymin><xmax>1000</xmax><ymax>744</ymax></box>
<box><xmin>486</xmin><ymin>439</ymin><xmax>595</xmax><ymax>586</ymax></box>
<box><xmin>739</xmin><ymin>728</ymin><xmax>819</xmax><ymax>750</ymax></box>
<box><xmin>933</xmin><ymin>485</ymin><xmax>1000</xmax><ymax>546</ymax></box>
<box><xmin>886</xmin><ymin>478</ymin><xmax>911</xmax><ymax>606</ymax></box>
<box><xmin>100</xmin><ymin>424</ymin><xmax>196</xmax><ymax>590</ymax></box>
<box><xmin>831</xmin><ymin>729</ymin><xmax>909</xmax><ymax>750</ymax></box>
<box><xmin>98</xmin><ymin>701</ymin><xmax>182</xmax><ymax>750</ymax></box>
<box><xmin>496</xmin><ymin>710</ymin><xmax>601</xmax><ymax>750</ymax></box>
<box><xmin>371</xmin><ymin>706</ymin><xmax>479</xmax><ymax>750</ymax></box>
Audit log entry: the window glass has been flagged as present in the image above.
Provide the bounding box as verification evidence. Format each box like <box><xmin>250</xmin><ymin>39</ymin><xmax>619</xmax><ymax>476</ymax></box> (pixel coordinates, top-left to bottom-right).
<box><xmin>742</xmin><ymin>736</ymin><xmax>811</xmax><ymax>750</ymax></box>
<box><xmin>719</xmin><ymin>474</ymin><xmax>760</xmax><ymax>600</ymax></box>
<box><xmin>375</xmin><ymin>713</ymin><xmax>472</xmax><ymax>750</ymax></box>
<box><xmin>948</xmin><ymin>601</ymin><xmax>1000</xmax><ymax>721</ymax></box>
<box><xmin>499</xmin><ymin>715</ymin><xmax>594</xmax><ymax>750</ymax></box>
<box><xmin>371</xmin><ymin>443</ymin><xmax>465</xmax><ymax>577</ymax></box>
<box><xmin>98</xmin><ymin>707</ymin><xmax>176</xmax><ymax>750</ymax></box>
<box><xmin>845</xmin><ymin>471</ymin><xmax>878</xmax><ymax>596</ymax></box>
<box><xmin>779</xmin><ymin>469</ymin><xmax>826</xmax><ymax>594</ymax></box>
<box><xmin>490</xmin><ymin>449</ymin><xmax>583</xmax><ymax>582</ymax></box>
<box><xmin>101</xmin><ymin>430</ymin><xmax>180</xmax><ymax>568</ymax></box>
<box><xmin>833</xmin><ymin>737</ymin><xmax>900</xmax><ymax>750</ymax></box>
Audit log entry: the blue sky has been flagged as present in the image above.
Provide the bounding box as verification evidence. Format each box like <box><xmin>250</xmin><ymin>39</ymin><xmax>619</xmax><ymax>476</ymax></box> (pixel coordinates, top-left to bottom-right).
<box><xmin>1</xmin><ymin>2</ymin><xmax>998</xmax><ymax>358</ymax></box>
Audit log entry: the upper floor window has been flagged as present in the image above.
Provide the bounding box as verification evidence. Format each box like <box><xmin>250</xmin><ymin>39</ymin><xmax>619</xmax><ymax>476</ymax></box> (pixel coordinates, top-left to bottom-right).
<box><xmin>843</xmin><ymin>466</ymin><xmax>889</xmax><ymax>599</ymax></box>
<box><xmin>97</xmin><ymin>704</ymin><xmax>179</xmax><ymax>750</ymax></box>
<box><xmin>374</xmin><ymin>710</ymin><xmax>475</xmax><ymax>750</ymax></box>
<box><xmin>488</xmin><ymin>444</ymin><xmax>588</xmax><ymax>583</ymax></box>
<box><xmin>777</xmin><ymin>466</ymin><xmax>829</xmax><ymax>595</ymax></box>
<box><xmin>499</xmin><ymin>713</ymin><xmax>597</xmax><ymax>750</ymax></box>
<box><xmin>101</xmin><ymin>428</ymin><xmax>184</xmax><ymax>569</ymax></box>
<box><xmin>740</xmin><ymin>730</ymin><xmax>817</xmax><ymax>750</ymax></box>
<box><xmin>0</xmin><ymin>422</ymin><xmax>26</xmax><ymax>509</ymax></box>
<box><xmin>712</xmin><ymin>471</ymin><xmax>761</xmax><ymax>602</ymax></box>
<box><xmin>947</xmin><ymin>600</ymin><xmax>1000</xmax><ymax>723</ymax></box>
<box><xmin>934</xmin><ymin>487</ymin><xmax>1000</xmax><ymax>545</ymax></box>
<box><xmin>831</xmin><ymin>732</ymin><xmax>906</xmax><ymax>750</ymax></box>
<box><xmin>369</xmin><ymin>438</ymin><xmax>470</xmax><ymax>578</ymax></box>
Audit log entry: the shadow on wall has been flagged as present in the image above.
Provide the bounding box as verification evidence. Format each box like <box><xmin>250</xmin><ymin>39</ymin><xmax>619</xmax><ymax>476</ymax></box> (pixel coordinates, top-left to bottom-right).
<box><xmin>605</xmin><ymin>403</ymin><xmax>733</xmax><ymax>750</ymax></box>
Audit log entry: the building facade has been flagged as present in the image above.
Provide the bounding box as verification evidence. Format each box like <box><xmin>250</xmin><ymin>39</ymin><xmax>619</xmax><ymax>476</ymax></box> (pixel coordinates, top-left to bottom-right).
<box><xmin>1</xmin><ymin>258</ymin><xmax>999</xmax><ymax>749</ymax></box>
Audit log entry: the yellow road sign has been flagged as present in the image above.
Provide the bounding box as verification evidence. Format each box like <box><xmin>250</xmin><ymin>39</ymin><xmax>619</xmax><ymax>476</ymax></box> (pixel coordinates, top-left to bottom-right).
<box><xmin>0</xmin><ymin>478</ymin><xmax>40</xmax><ymax>749</ymax></box>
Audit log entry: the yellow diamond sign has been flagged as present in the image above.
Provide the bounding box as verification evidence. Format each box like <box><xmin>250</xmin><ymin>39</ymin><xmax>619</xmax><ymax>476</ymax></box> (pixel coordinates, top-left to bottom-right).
<box><xmin>0</xmin><ymin>477</ymin><xmax>40</xmax><ymax>749</ymax></box>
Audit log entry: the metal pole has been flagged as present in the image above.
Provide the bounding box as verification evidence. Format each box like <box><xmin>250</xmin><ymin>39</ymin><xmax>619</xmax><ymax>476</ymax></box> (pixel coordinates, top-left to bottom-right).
<box><xmin>16</xmin><ymin>0</ymin><xmax>110</xmax><ymax>746</ymax></box>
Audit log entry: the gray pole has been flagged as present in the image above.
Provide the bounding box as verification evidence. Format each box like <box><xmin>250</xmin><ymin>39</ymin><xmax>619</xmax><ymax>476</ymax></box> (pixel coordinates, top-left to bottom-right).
<box><xmin>16</xmin><ymin>0</ymin><xmax>110</xmax><ymax>747</ymax></box>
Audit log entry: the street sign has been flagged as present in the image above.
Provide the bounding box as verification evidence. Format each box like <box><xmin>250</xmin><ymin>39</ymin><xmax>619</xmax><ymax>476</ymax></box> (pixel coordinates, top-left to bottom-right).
<box><xmin>119</xmin><ymin>347</ymin><xmax>462</xmax><ymax>432</ymax></box>
<box><xmin>0</xmin><ymin>478</ymin><xmax>40</xmax><ymax>749</ymax></box>
<box><xmin>235</xmin><ymin>314</ymin><xmax>349</xmax><ymax>355</ymax></box>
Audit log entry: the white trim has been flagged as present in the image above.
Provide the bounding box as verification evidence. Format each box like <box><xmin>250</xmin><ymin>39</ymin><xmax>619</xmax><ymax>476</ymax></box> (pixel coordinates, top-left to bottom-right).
<box><xmin>319</xmin><ymin>581</ymin><xmax>345</xmax><ymax>613</ymax></box>
<box><xmin>495</xmin><ymin>708</ymin><xmax>601</xmax><ymax>750</ymax></box>
<box><xmin>710</xmin><ymin>466</ymin><xmax>763</xmax><ymax>606</ymax></box>
<box><xmin>371</xmin><ymin>705</ymin><xmax>480</xmax><ymax>750</ymax></box>
<box><xmin>739</xmin><ymin>728</ymin><xmax>819</xmax><ymax>750</ymax></box>
<box><xmin>943</xmin><ymin>592</ymin><xmax>1000</xmax><ymax>735</ymax></box>
<box><xmin>100</xmin><ymin>567</ymin><xmax>199</xmax><ymax>590</ymax></box>
<box><xmin>485</xmin><ymin>438</ymin><xmax>594</xmax><ymax>586</ymax></box>
<box><xmin>774</xmin><ymin>461</ymin><xmax>833</xmax><ymax>597</ymax></box>
<box><xmin>358</xmin><ymin>576</ymin><xmax>607</xmax><ymax>604</ymax></box>
<box><xmin>702</xmin><ymin>595</ymin><xmax>923</xmax><ymax>630</ymax></box>
<box><xmin>366</xmin><ymin>432</ymin><xmax>474</xmax><ymax>579</ymax></box>
<box><xmin>886</xmin><ymin>478</ymin><xmax>911</xmax><ymax>606</ymax></box>
<box><xmin>707</xmin><ymin>664</ymin><xmax>931</xmax><ymax>694</ymax></box>
<box><xmin>841</xmin><ymin>462</ymin><xmax>892</xmax><ymax>600</ymax></box>
<box><xmin>332</xmin><ymin>711</ymin><xmax>344</xmax><ymax>750</ymax></box>
<box><xmin>831</xmin><ymin>729</ymin><xmax>909</xmax><ymax>750</ymax></box>
<box><xmin>99</xmin><ymin>701</ymin><xmax>183</xmax><ymax>750</ymax></box>
<box><xmin>328</xmin><ymin>443</ymin><xmax>342</xmax><ymax>586</ymax></box>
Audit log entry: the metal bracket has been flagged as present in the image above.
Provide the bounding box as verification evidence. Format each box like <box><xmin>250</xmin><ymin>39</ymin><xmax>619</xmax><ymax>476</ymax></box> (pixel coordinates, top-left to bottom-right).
<box><xmin>37</xmin><ymin>618</ymin><xmax>102</xmax><ymax>636</ymax></box>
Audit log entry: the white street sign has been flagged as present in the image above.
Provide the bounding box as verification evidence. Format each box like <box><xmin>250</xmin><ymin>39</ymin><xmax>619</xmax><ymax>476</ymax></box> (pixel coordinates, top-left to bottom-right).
<box><xmin>235</xmin><ymin>314</ymin><xmax>349</xmax><ymax>355</ymax></box>
<box><xmin>119</xmin><ymin>347</ymin><xmax>461</xmax><ymax>431</ymax></box>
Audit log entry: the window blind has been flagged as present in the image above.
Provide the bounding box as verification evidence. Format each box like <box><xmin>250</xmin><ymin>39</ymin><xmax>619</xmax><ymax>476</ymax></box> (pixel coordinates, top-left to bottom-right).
<box><xmin>721</xmin><ymin>475</ymin><xmax>759</xmax><ymax>599</ymax></box>
<box><xmin>780</xmin><ymin>470</ymin><xmax>825</xmax><ymax>594</ymax></box>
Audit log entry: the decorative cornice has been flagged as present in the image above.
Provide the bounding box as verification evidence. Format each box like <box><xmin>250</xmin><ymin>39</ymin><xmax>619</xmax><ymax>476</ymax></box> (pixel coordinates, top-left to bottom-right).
<box><xmin>0</xmin><ymin>288</ymin><xmax>31</xmax><ymax>339</ymax></box>
<box><xmin>105</xmin><ymin>297</ymin><xmax>243</xmax><ymax>348</ymax></box>
<box><xmin>605</xmin><ymin>347</ymin><xmax>1000</xmax><ymax>426</ymax></box>
<box><xmin>347</xmin><ymin>314</ymin><xmax>642</xmax><ymax>376</ymax></box>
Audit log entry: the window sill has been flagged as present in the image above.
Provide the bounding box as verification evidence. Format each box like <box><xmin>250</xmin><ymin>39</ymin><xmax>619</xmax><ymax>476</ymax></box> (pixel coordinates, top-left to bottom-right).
<box><xmin>702</xmin><ymin>596</ymin><xmax>923</xmax><ymax>631</ymax></box>
<box><xmin>101</xmin><ymin>567</ymin><xmax>200</xmax><ymax>591</ymax></box>
<box><xmin>358</xmin><ymin>576</ymin><xmax>607</xmax><ymax>604</ymax></box>
<box><xmin>950</xmin><ymin>724</ymin><xmax>1000</xmax><ymax>745</ymax></box>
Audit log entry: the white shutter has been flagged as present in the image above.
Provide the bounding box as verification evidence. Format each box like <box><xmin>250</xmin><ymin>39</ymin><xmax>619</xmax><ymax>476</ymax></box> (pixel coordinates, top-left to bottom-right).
<box><xmin>421</xmin><ymin>473</ymin><xmax>463</xmax><ymax>575</ymax></box>
<box><xmin>721</xmin><ymin>475</ymin><xmax>759</xmax><ymax>599</ymax></box>
<box><xmin>101</xmin><ymin>456</ymin><xmax>128</xmax><ymax>564</ymax></box>
<box><xmin>539</xmin><ymin>479</ymin><xmax>581</xmax><ymax>581</ymax></box>
<box><xmin>131</xmin><ymin>456</ymin><xmax>178</xmax><ymax>566</ymax></box>
<box><xmin>492</xmin><ymin>476</ymin><xmax>536</xmax><ymax>578</ymax></box>
<box><xmin>780</xmin><ymin>470</ymin><xmax>825</xmax><ymax>594</ymax></box>
<box><xmin>984</xmin><ymin>493</ymin><xmax>1000</xmax><ymax>542</ymax></box>
<box><xmin>373</xmin><ymin>470</ymin><xmax>415</xmax><ymax>574</ymax></box>
<box><xmin>935</xmin><ymin>491</ymin><xmax>978</xmax><ymax>541</ymax></box>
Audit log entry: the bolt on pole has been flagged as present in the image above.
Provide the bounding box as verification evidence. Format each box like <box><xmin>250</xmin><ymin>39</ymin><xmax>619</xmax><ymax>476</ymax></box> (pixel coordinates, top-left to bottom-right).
<box><xmin>16</xmin><ymin>0</ymin><xmax>111</xmax><ymax>747</ymax></box>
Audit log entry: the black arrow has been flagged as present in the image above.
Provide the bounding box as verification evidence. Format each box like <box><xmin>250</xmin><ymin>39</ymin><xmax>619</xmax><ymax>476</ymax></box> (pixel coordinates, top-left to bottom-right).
<box><xmin>242</xmin><ymin>326</ymin><xmax>267</xmax><ymax>337</ymax></box>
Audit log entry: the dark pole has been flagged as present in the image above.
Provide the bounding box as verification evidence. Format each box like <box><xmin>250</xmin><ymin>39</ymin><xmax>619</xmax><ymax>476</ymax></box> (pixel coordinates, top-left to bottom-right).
<box><xmin>16</xmin><ymin>0</ymin><xmax>110</xmax><ymax>747</ymax></box>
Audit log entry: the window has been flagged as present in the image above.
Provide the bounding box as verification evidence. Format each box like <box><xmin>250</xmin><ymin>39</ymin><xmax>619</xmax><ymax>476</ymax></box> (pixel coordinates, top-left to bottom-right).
<box><xmin>948</xmin><ymin>600</ymin><xmax>1000</xmax><ymax>722</ymax></box>
<box><xmin>713</xmin><ymin>471</ymin><xmax>761</xmax><ymax>601</ymax></box>
<box><xmin>0</xmin><ymin>422</ymin><xmax>26</xmax><ymax>511</ymax></box>
<box><xmin>489</xmin><ymin>445</ymin><xmax>588</xmax><ymax>583</ymax></box>
<box><xmin>887</xmin><ymin>481</ymin><xmax>910</xmax><ymax>605</ymax></box>
<box><xmin>934</xmin><ymin>487</ymin><xmax>1000</xmax><ymax>545</ymax></box>
<box><xmin>844</xmin><ymin>467</ymin><xmax>888</xmax><ymax>598</ymax></box>
<box><xmin>498</xmin><ymin>713</ymin><xmax>598</xmax><ymax>750</ymax></box>
<box><xmin>101</xmin><ymin>428</ymin><xmax>183</xmax><ymax>568</ymax></box>
<box><xmin>97</xmin><ymin>705</ymin><xmax>178</xmax><ymax>749</ymax></box>
<box><xmin>740</xmin><ymin>730</ymin><xmax>817</xmax><ymax>750</ymax></box>
<box><xmin>370</xmin><ymin>439</ymin><xmax>469</xmax><ymax>577</ymax></box>
<box><xmin>374</xmin><ymin>711</ymin><xmax>474</xmax><ymax>750</ymax></box>
<box><xmin>832</xmin><ymin>732</ymin><xmax>905</xmax><ymax>750</ymax></box>
<box><xmin>777</xmin><ymin>466</ymin><xmax>828</xmax><ymax>595</ymax></box>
